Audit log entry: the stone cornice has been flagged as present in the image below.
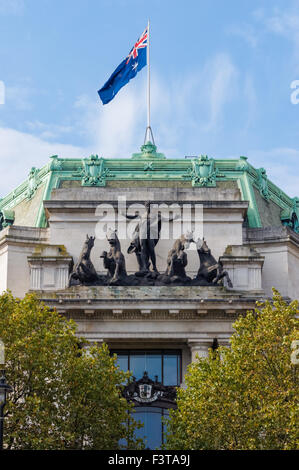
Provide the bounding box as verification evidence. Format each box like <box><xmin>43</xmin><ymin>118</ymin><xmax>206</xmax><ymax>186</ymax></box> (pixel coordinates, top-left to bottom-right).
<box><xmin>36</xmin><ymin>285</ymin><xmax>265</xmax><ymax>319</ymax></box>
<box><xmin>245</xmin><ymin>226</ymin><xmax>299</xmax><ymax>249</ymax></box>
<box><xmin>44</xmin><ymin>199</ymin><xmax>249</xmax><ymax>219</ymax></box>
<box><xmin>0</xmin><ymin>225</ymin><xmax>49</xmax><ymax>248</ymax></box>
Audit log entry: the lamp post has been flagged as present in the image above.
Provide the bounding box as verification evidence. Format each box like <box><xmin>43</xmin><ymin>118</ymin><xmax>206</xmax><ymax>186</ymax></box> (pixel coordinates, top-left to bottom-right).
<box><xmin>0</xmin><ymin>370</ymin><xmax>12</xmax><ymax>450</ymax></box>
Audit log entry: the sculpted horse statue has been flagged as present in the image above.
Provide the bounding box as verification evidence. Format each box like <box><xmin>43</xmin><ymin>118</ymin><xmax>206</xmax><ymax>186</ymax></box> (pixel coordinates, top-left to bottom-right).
<box><xmin>69</xmin><ymin>234</ymin><xmax>98</xmax><ymax>286</ymax></box>
<box><xmin>165</xmin><ymin>231</ymin><xmax>194</xmax><ymax>282</ymax></box>
<box><xmin>100</xmin><ymin>229</ymin><xmax>127</xmax><ymax>285</ymax></box>
<box><xmin>196</xmin><ymin>238</ymin><xmax>233</xmax><ymax>287</ymax></box>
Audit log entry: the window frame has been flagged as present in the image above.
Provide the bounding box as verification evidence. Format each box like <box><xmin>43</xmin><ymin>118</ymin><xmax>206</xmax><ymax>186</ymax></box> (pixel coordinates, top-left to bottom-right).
<box><xmin>111</xmin><ymin>349</ymin><xmax>182</xmax><ymax>386</ymax></box>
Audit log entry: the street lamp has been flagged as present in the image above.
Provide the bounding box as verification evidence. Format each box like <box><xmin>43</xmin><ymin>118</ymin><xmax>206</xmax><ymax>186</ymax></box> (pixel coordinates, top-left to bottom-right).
<box><xmin>0</xmin><ymin>370</ymin><xmax>12</xmax><ymax>451</ymax></box>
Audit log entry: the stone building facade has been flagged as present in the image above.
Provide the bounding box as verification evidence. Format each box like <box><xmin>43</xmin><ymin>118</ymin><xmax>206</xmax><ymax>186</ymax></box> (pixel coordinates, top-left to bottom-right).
<box><xmin>1</xmin><ymin>142</ymin><xmax>299</xmax><ymax>447</ymax></box>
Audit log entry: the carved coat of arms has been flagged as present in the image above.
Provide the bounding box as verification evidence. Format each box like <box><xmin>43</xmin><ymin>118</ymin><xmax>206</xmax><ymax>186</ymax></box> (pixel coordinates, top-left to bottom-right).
<box><xmin>123</xmin><ymin>371</ymin><xmax>176</xmax><ymax>405</ymax></box>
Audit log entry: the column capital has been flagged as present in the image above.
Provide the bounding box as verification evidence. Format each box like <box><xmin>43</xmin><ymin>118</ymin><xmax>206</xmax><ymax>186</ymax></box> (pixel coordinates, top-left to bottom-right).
<box><xmin>187</xmin><ymin>338</ymin><xmax>213</xmax><ymax>347</ymax></box>
<box><xmin>188</xmin><ymin>339</ymin><xmax>213</xmax><ymax>360</ymax></box>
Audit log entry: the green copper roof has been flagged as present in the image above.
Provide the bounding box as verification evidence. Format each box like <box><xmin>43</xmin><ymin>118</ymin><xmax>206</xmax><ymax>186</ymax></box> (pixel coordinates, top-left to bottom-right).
<box><xmin>0</xmin><ymin>145</ymin><xmax>298</xmax><ymax>233</ymax></box>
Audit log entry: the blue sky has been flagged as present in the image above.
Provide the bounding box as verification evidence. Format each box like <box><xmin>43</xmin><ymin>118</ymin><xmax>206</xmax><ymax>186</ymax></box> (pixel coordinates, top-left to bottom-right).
<box><xmin>0</xmin><ymin>0</ymin><xmax>299</xmax><ymax>197</ymax></box>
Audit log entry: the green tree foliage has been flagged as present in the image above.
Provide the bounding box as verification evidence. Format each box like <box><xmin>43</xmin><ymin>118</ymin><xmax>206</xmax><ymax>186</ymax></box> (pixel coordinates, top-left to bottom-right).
<box><xmin>0</xmin><ymin>292</ymin><xmax>140</xmax><ymax>450</ymax></box>
<box><xmin>166</xmin><ymin>290</ymin><xmax>299</xmax><ymax>450</ymax></box>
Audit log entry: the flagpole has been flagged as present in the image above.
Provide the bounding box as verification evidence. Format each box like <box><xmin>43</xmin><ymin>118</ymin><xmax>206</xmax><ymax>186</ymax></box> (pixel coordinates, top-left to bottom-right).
<box><xmin>144</xmin><ymin>19</ymin><xmax>154</xmax><ymax>144</ymax></box>
<box><xmin>147</xmin><ymin>19</ymin><xmax>151</xmax><ymax>141</ymax></box>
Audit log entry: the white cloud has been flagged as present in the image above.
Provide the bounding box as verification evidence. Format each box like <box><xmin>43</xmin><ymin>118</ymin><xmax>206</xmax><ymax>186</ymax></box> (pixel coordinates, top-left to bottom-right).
<box><xmin>25</xmin><ymin>120</ymin><xmax>73</xmax><ymax>140</ymax></box>
<box><xmin>0</xmin><ymin>54</ymin><xmax>265</xmax><ymax>200</ymax></box>
<box><xmin>266</xmin><ymin>8</ymin><xmax>299</xmax><ymax>36</ymax></box>
<box><xmin>226</xmin><ymin>25</ymin><xmax>258</xmax><ymax>47</ymax></box>
<box><xmin>243</xmin><ymin>75</ymin><xmax>258</xmax><ymax>130</ymax></box>
<box><xmin>5</xmin><ymin>84</ymin><xmax>35</xmax><ymax>111</ymax></box>
<box><xmin>0</xmin><ymin>0</ymin><xmax>24</xmax><ymax>15</ymax></box>
<box><xmin>252</xmin><ymin>8</ymin><xmax>265</xmax><ymax>22</ymax></box>
<box><xmin>74</xmin><ymin>84</ymin><xmax>146</xmax><ymax>158</ymax></box>
<box><xmin>201</xmin><ymin>54</ymin><xmax>238</xmax><ymax>132</ymax></box>
<box><xmin>72</xmin><ymin>54</ymin><xmax>239</xmax><ymax>158</ymax></box>
<box><xmin>0</xmin><ymin>127</ymin><xmax>85</xmax><ymax>197</ymax></box>
<box><xmin>262</xmin><ymin>1</ymin><xmax>299</xmax><ymax>68</ymax></box>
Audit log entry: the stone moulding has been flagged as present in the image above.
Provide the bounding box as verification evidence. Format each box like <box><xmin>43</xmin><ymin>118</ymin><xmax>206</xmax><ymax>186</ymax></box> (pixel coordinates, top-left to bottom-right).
<box><xmin>28</xmin><ymin>244</ymin><xmax>72</xmax><ymax>291</ymax></box>
<box><xmin>56</xmin><ymin>309</ymin><xmax>245</xmax><ymax>321</ymax></box>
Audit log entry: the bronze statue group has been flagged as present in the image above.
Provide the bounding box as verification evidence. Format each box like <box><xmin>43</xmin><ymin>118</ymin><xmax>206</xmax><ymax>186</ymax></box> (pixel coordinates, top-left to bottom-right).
<box><xmin>69</xmin><ymin>202</ymin><xmax>232</xmax><ymax>288</ymax></box>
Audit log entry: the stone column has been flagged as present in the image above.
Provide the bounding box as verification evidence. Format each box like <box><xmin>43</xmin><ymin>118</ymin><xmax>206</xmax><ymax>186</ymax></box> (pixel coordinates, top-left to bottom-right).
<box><xmin>30</xmin><ymin>265</ymin><xmax>42</xmax><ymax>290</ymax></box>
<box><xmin>188</xmin><ymin>339</ymin><xmax>212</xmax><ymax>362</ymax></box>
<box><xmin>215</xmin><ymin>337</ymin><xmax>231</xmax><ymax>360</ymax></box>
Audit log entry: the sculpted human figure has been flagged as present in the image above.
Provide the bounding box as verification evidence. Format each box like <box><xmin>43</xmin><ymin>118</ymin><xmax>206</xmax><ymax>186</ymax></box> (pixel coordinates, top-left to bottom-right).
<box><xmin>69</xmin><ymin>234</ymin><xmax>98</xmax><ymax>286</ymax></box>
<box><xmin>100</xmin><ymin>228</ymin><xmax>127</xmax><ymax>285</ymax></box>
<box><xmin>124</xmin><ymin>201</ymin><xmax>162</xmax><ymax>275</ymax></box>
<box><xmin>125</xmin><ymin>201</ymin><xmax>177</xmax><ymax>276</ymax></box>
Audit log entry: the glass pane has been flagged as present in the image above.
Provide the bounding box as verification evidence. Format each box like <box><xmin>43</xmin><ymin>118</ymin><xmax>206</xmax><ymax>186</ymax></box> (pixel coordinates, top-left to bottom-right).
<box><xmin>135</xmin><ymin>408</ymin><xmax>162</xmax><ymax>450</ymax></box>
<box><xmin>130</xmin><ymin>352</ymin><xmax>162</xmax><ymax>382</ymax></box>
<box><xmin>130</xmin><ymin>353</ymin><xmax>146</xmax><ymax>380</ymax></box>
<box><xmin>115</xmin><ymin>353</ymin><xmax>129</xmax><ymax>372</ymax></box>
<box><xmin>146</xmin><ymin>354</ymin><xmax>161</xmax><ymax>382</ymax></box>
<box><xmin>162</xmin><ymin>409</ymin><xmax>170</xmax><ymax>444</ymax></box>
<box><xmin>163</xmin><ymin>354</ymin><xmax>179</xmax><ymax>385</ymax></box>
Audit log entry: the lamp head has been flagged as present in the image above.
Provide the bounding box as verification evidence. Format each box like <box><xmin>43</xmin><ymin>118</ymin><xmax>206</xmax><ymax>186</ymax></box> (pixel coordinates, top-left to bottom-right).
<box><xmin>0</xmin><ymin>370</ymin><xmax>12</xmax><ymax>407</ymax></box>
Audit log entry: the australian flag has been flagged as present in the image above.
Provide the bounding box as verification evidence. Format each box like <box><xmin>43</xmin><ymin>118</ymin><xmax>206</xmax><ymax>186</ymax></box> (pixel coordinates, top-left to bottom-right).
<box><xmin>98</xmin><ymin>27</ymin><xmax>148</xmax><ymax>105</ymax></box>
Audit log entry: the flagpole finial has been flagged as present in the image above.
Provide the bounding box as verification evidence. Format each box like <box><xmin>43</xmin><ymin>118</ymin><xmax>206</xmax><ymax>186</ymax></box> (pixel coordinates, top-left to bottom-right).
<box><xmin>144</xmin><ymin>126</ymin><xmax>155</xmax><ymax>145</ymax></box>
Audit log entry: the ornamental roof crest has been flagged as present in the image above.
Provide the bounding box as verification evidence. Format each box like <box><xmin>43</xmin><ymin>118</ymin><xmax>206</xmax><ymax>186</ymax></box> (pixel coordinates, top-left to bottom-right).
<box><xmin>188</xmin><ymin>155</ymin><xmax>221</xmax><ymax>187</ymax></box>
<box><xmin>81</xmin><ymin>154</ymin><xmax>112</xmax><ymax>186</ymax></box>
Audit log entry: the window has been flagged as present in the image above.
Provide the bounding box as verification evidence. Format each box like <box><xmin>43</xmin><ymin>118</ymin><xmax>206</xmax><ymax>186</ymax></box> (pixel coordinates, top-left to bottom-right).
<box><xmin>112</xmin><ymin>349</ymin><xmax>181</xmax><ymax>386</ymax></box>
<box><xmin>112</xmin><ymin>349</ymin><xmax>181</xmax><ymax>449</ymax></box>
<box><xmin>134</xmin><ymin>407</ymin><xmax>169</xmax><ymax>450</ymax></box>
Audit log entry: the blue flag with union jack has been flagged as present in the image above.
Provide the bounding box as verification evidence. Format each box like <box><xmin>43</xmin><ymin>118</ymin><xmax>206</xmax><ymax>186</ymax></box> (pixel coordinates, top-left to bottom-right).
<box><xmin>98</xmin><ymin>27</ymin><xmax>148</xmax><ymax>105</ymax></box>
